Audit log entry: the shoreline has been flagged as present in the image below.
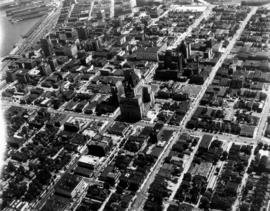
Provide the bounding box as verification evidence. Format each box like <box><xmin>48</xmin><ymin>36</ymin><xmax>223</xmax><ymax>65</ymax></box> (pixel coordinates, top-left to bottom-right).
<box><xmin>0</xmin><ymin>10</ymin><xmax>41</xmax><ymax>58</ymax></box>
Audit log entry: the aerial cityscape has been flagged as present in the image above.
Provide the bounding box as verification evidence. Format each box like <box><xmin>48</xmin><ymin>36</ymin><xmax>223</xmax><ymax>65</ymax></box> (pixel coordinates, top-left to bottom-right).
<box><xmin>1</xmin><ymin>0</ymin><xmax>270</xmax><ymax>210</ymax></box>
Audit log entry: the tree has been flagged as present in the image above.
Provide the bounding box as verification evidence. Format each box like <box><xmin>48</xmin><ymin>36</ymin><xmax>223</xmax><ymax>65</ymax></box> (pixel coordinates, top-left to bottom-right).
<box><xmin>2</xmin><ymin>190</ymin><xmax>13</xmax><ymax>209</ymax></box>
<box><xmin>36</xmin><ymin>168</ymin><xmax>51</xmax><ymax>185</ymax></box>
<box><xmin>6</xmin><ymin>161</ymin><xmax>16</xmax><ymax>173</ymax></box>
<box><xmin>17</xmin><ymin>165</ymin><xmax>25</xmax><ymax>175</ymax></box>
<box><xmin>14</xmin><ymin>174</ymin><xmax>24</xmax><ymax>183</ymax></box>
<box><xmin>210</xmin><ymin>195</ymin><xmax>231</xmax><ymax>210</ymax></box>
<box><xmin>199</xmin><ymin>196</ymin><xmax>210</xmax><ymax>210</ymax></box>
<box><xmin>221</xmin><ymin>151</ymin><xmax>228</xmax><ymax>161</ymax></box>
<box><xmin>183</xmin><ymin>173</ymin><xmax>192</xmax><ymax>182</ymax></box>
<box><xmin>149</xmin><ymin>132</ymin><xmax>158</xmax><ymax>144</ymax></box>
<box><xmin>152</xmin><ymin>191</ymin><xmax>164</xmax><ymax>205</ymax></box>
<box><xmin>116</xmin><ymin>185</ymin><xmax>123</xmax><ymax>194</ymax></box>
<box><xmin>25</xmin><ymin>180</ymin><xmax>42</xmax><ymax>202</ymax></box>
<box><xmin>14</xmin><ymin>182</ymin><xmax>27</xmax><ymax>198</ymax></box>
<box><xmin>103</xmin><ymin>181</ymin><xmax>110</xmax><ymax>190</ymax></box>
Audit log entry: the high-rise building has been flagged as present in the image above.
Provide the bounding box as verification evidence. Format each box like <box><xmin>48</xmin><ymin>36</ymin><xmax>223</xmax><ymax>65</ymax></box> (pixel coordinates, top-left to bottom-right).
<box><xmin>63</xmin><ymin>44</ymin><xmax>78</xmax><ymax>58</ymax></box>
<box><xmin>115</xmin><ymin>81</ymin><xmax>125</xmax><ymax>102</ymax></box>
<box><xmin>6</xmin><ymin>69</ymin><xmax>17</xmax><ymax>83</ymax></box>
<box><xmin>123</xmin><ymin>68</ymin><xmax>140</xmax><ymax>97</ymax></box>
<box><xmin>164</xmin><ymin>49</ymin><xmax>183</xmax><ymax>72</ymax></box>
<box><xmin>119</xmin><ymin>96</ymin><xmax>144</xmax><ymax>122</ymax></box>
<box><xmin>85</xmin><ymin>39</ymin><xmax>101</xmax><ymax>51</ymax></box>
<box><xmin>39</xmin><ymin>62</ymin><xmax>52</xmax><ymax>76</ymax></box>
<box><xmin>76</xmin><ymin>27</ymin><xmax>88</xmax><ymax>40</ymax></box>
<box><xmin>142</xmin><ymin>85</ymin><xmax>155</xmax><ymax>106</ymax></box>
<box><xmin>176</xmin><ymin>51</ymin><xmax>183</xmax><ymax>72</ymax></box>
<box><xmin>40</xmin><ymin>38</ymin><xmax>53</xmax><ymax>58</ymax></box>
<box><xmin>120</xmin><ymin>69</ymin><xmax>143</xmax><ymax>122</ymax></box>
<box><xmin>179</xmin><ymin>41</ymin><xmax>187</xmax><ymax>59</ymax></box>
<box><xmin>48</xmin><ymin>57</ymin><xmax>58</xmax><ymax>72</ymax></box>
<box><xmin>164</xmin><ymin>50</ymin><xmax>173</xmax><ymax>69</ymax></box>
<box><xmin>120</xmin><ymin>69</ymin><xmax>155</xmax><ymax>122</ymax></box>
<box><xmin>178</xmin><ymin>41</ymin><xmax>191</xmax><ymax>67</ymax></box>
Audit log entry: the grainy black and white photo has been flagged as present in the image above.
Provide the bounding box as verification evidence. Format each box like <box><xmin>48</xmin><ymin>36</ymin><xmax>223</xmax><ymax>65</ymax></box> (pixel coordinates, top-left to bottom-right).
<box><xmin>0</xmin><ymin>0</ymin><xmax>270</xmax><ymax>210</ymax></box>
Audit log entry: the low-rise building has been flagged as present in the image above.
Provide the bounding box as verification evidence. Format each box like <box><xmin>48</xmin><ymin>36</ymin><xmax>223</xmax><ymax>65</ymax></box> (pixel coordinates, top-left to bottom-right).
<box><xmin>55</xmin><ymin>173</ymin><xmax>87</xmax><ymax>198</ymax></box>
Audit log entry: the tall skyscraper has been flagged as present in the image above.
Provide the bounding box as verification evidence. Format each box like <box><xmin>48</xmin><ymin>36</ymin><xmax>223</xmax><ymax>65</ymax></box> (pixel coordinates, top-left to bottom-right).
<box><xmin>119</xmin><ymin>69</ymin><xmax>143</xmax><ymax>122</ymax></box>
<box><xmin>40</xmin><ymin>38</ymin><xmax>53</xmax><ymax>58</ymax></box>
<box><xmin>76</xmin><ymin>27</ymin><xmax>88</xmax><ymax>41</ymax></box>
<box><xmin>119</xmin><ymin>69</ymin><xmax>155</xmax><ymax>122</ymax></box>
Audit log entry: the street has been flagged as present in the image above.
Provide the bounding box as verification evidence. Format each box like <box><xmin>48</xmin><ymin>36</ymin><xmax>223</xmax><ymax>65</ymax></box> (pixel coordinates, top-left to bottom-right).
<box><xmin>163</xmin><ymin>137</ymin><xmax>202</xmax><ymax>211</ymax></box>
<box><xmin>128</xmin><ymin>5</ymin><xmax>214</xmax><ymax>210</ymax></box>
<box><xmin>128</xmin><ymin>6</ymin><xmax>258</xmax><ymax>211</ymax></box>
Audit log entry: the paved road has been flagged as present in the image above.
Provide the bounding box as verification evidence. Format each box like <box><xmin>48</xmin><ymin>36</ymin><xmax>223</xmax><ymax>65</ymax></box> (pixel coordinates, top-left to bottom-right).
<box><xmin>32</xmin><ymin>113</ymin><xmax>119</xmax><ymax>210</ymax></box>
<box><xmin>254</xmin><ymin>87</ymin><xmax>270</xmax><ymax>140</ymax></box>
<box><xmin>163</xmin><ymin>138</ymin><xmax>201</xmax><ymax>211</ymax></box>
<box><xmin>148</xmin><ymin>7</ymin><xmax>172</xmax><ymax>27</ymax></box>
<box><xmin>32</xmin><ymin>154</ymin><xmax>80</xmax><ymax>210</ymax></box>
<box><xmin>128</xmin><ymin>6</ymin><xmax>258</xmax><ymax>211</ymax></box>
<box><xmin>128</xmin><ymin>6</ymin><xmax>214</xmax><ymax>211</ymax></box>
<box><xmin>1</xmin><ymin>3</ymin><xmax>265</xmax><ymax>211</ymax></box>
<box><xmin>127</xmin><ymin>130</ymin><xmax>180</xmax><ymax>211</ymax></box>
<box><xmin>170</xmin><ymin>5</ymin><xmax>214</xmax><ymax>49</ymax></box>
<box><xmin>186</xmin><ymin>129</ymin><xmax>256</xmax><ymax>143</ymax></box>
<box><xmin>232</xmin><ymin>144</ymin><xmax>255</xmax><ymax>211</ymax></box>
<box><xmin>88</xmin><ymin>0</ymin><xmax>96</xmax><ymax>20</ymax></box>
<box><xmin>110</xmin><ymin>0</ymin><xmax>115</xmax><ymax>18</ymax></box>
<box><xmin>2</xmin><ymin>100</ymin><xmax>114</xmax><ymax>122</ymax></box>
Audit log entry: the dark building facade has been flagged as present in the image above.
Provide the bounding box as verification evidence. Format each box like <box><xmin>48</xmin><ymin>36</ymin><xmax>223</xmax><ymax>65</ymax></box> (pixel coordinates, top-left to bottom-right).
<box><xmin>40</xmin><ymin>38</ymin><xmax>53</xmax><ymax>58</ymax></box>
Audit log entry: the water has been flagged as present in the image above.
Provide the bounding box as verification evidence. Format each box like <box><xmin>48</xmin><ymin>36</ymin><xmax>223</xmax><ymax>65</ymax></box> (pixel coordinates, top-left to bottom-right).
<box><xmin>0</xmin><ymin>11</ymin><xmax>41</xmax><ymax>57</ymax></box>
